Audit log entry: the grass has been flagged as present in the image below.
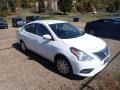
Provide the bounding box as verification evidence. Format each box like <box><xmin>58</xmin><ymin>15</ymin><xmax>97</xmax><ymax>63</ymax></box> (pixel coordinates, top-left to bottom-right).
<box><xmin>5</xmin><ymin>10</ymin><xmax>120</xmax><ymax>25</ymax></box>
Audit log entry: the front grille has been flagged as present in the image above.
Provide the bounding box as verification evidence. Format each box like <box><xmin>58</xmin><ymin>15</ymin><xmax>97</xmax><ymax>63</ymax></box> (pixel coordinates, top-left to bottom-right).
<box><xmin>94</xmin><ymin>47</ymin><xmax>109</xmax><ymax>60</ymax></box>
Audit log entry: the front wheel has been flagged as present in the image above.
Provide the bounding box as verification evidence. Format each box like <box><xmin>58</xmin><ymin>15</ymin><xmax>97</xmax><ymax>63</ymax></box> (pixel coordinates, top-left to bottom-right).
<box><xmin>56</xmin><ymin>57</ymin><xmax>72</xmax><ymax>75</ymax></box>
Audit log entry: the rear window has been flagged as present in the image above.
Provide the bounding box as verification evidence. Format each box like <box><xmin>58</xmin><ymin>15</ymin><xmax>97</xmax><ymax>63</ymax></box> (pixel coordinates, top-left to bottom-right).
<box><xmin>26</xmin><ymin>16</ymin><xmax>40</xmax><ymax>20</ymax></box>
<box><xmin>15</xmin><ymin>18</ymin><xmax>22</xmax><ymax>21</ymax></box>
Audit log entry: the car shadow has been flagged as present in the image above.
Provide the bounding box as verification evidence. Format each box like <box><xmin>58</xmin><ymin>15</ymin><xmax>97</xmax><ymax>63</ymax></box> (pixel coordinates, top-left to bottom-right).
<box><xmin>12</xmin><ymin>43</ymin><xmax>85</xmax><ymax>80</ymax></box>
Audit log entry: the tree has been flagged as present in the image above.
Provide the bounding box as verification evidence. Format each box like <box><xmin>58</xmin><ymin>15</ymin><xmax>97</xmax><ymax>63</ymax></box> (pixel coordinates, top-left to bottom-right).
<box><xmin>38</xmin><ymin>0</ymin><xmax>45</xmax><ymax>13</ymax></box>
<box><xmin>1</xmin><ymin>0</ymin><xmax>10</xmax><ymax>11</ymax></box>
<box><xmin>58</xmin><ymin>0</ymin><xmax>73</xmax><ymax>14</ymax></box>
<box><xmin>106</xmin><ymin>0</ymin><xmax>120</xmax><ymax>13</ymax></box>
<box><xmin>114</xmin><ymin>0</ymin><xmax>120</xmax><ymax>12</ymax></box>
<box><xmin>106</xmin><ymin>3</ymin><xmax>115</xmax><ymax>12</ymax></box>
<box><xmin>21</xmin><ymin>0</ymin><xmax>28</xmax><ymax>8</ymax></box>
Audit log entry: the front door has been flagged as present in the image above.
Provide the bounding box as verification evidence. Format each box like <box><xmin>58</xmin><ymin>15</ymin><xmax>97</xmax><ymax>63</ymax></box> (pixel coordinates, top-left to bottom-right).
<box><xmin>34</xmin><ymin>23</ymin><xmax>56</xmax><ymax>61</ymax></box>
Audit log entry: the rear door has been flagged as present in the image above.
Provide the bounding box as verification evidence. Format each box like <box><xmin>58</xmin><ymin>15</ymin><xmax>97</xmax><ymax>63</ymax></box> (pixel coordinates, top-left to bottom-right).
<box><xmin>21</xmin><ymin>23</ymin><xmax>36</xmax><ymax>50</ymax></box>
<box><xmin>109</xmin><ymin>20</ymin><xmax>120</xmax><ymax>38</ymax></box>
<box><xmin>95</xmin><ymin>19</ymin><xmax>110</xmax><ymax>36</ymax></box>
<box><xmin>91</xmin><ymin>20</ymin><xmax>105</xmax><ymax>36</ymax></box>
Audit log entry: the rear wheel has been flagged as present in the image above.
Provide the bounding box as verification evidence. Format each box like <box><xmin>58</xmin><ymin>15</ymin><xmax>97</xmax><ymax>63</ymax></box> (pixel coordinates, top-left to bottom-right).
<box><xmin>56</xmin><ymin>56</ymin><xmax>72</xmax><ymax>75</ymax></box>
<box><xmin>20</xmin><ymin>41</ymin><xmax>27</xmax><ymax>52</ymax></box>
<box><xmin>89</xmin><ymin>30</ymin><xmax>95</xmax><ymax>35</ymax></box>
<box><xmin>13</xmin><ymin>23</ymin><xmax>17</xmax><ymax>27</ymax></box>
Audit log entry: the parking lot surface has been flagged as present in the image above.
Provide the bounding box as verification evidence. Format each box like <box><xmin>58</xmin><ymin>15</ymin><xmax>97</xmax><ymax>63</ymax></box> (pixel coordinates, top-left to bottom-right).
<box><xmin>0</xmin><ymin>25</ymin><xmax>120</xmax><ymax>90</ymax></box>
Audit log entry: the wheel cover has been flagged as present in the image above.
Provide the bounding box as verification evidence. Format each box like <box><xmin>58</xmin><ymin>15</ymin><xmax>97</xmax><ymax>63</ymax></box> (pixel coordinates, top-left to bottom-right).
<box><xmin>21</xmin><ymin>42</ymin><xmax>26</xmax><ymax>51</ymax></box>
<box><xmin>57</xmin><ymin>59</ymin><xmax>70</xmax><ymax>74</ymax></box>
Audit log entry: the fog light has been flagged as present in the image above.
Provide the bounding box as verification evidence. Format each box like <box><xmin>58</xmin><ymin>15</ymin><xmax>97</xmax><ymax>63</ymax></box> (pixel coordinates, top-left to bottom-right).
<box><xmin>80</xmin><ymin>69</ymin><xmax>93</xmax><ymax>74</ymax></box>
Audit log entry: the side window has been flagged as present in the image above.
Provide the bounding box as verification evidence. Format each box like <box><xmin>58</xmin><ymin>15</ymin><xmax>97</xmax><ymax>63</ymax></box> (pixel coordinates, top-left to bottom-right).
<box><xmin>35</xmin><ymin>24</ymin><xmax>50</xmax><ymax>36</ymax></box>
<box><xmin>103</xmin><ymin>20</ymin><xmax>110</xmax><ymax>24</ymax></box>
<box><xmin>24</xmin><ymin>24</ymin><xmax>36</xmax><ymax>34</ymax></box>
<box><xmin>95</xmin><ymin>20</ymin><xmax>103</xmax><ymax>25</ymax></box>
<box><xmin>112</xmin><ymin>20</ymin><xmax>120</xmax><ymax>25</ymax></box>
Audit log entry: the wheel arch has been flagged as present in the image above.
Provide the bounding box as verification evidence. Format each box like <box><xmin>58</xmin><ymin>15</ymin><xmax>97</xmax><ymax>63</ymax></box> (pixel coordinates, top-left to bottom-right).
<box><xmin>54</xmin><ymin>53</ymin><xmax>73</xmax><ymax>73</ymax></box>
<box><xmin>20</xmin><ymin>39</ymin><xmax>23</xmax><ymax>43</ymax></box>
<box><xmin>54</xmin><ymin>54</ymin><xmax>67</xmax><ymax>63</ymax></box>
<box><xmin>19</xmin><ymin>39</ymin><xmax>24</xmax><ymax>44</ymax></box>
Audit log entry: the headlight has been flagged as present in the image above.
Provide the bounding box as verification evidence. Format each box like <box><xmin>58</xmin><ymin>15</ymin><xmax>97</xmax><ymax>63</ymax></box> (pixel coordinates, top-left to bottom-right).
<box><xmin>70</xmin><ymin>47</ymin><xmax>93</xmax><ymax>61</ymax></box>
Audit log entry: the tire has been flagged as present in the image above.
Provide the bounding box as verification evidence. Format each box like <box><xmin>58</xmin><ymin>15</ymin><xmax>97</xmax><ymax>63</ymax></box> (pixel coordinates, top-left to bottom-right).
<box><xmin>12</xmin><ymin>24</ymin><xmax>14</xmax><ymax>27</ymax></box>
<box><xmin>14</xmin><ymin>24</ymin><xmax>17</xmax><ymax>27</ymax></box>
<box><xmin>5</xmin><ymin>26</ymin><xmax>8</xmax><ymax>29</ymax></box>
<box><xmin>20</xmin><ymin>41</ymin><xmax>27</xmax><ymax>52</ymax></box>
<box><xmin>13</xmin><ymin>23</ymin><xmax>17</xmax><ymax>27</ymax></box>
<box><xmin>56</xmin><ymin>56</ymin><xmax>72</xmax><ymax>75</ymax></box>
<box><xmin>89</xmin><ymin>30</ymin><xmax>95</xmax><ymax>35</ymax></box>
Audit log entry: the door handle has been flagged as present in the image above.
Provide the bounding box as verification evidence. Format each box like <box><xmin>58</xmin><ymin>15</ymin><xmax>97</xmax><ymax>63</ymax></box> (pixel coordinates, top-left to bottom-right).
<box><xmin>35</xmin><ymin>39</ymin><xmax>38</xmax><ymax>42</ymax></box>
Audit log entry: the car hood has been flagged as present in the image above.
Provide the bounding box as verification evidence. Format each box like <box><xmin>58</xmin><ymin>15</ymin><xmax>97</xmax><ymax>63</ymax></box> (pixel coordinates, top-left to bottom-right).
<box><xmin>62</xmin><ymin>34</ymin><xmax>106</xmax><ymax>53</ymax></box>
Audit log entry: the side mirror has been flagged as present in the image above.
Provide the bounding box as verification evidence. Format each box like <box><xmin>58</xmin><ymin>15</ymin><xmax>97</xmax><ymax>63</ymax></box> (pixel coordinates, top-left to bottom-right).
<box><xmin>43</xmin><ymin>34</ymin><xmax>52</xmax><ymax>40</ymax></box>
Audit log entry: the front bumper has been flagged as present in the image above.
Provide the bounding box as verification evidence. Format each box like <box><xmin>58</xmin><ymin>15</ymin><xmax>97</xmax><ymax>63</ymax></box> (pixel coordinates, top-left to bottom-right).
<box><xmin>71</xmin><ymin>56</ymin><xmax>109</xmax><ymax>77</ymax></box>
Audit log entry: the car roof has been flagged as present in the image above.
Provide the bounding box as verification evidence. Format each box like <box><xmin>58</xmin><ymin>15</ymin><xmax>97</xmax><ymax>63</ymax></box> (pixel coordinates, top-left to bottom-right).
<box><xmin>26</xmin><ymin>16</ymin><xmax>39</xmax><ymax>17</ymax></box>
<box><xmin>13</xmin><ymin>17</ymin><xmax>22</xmax><ymax>19</ymax></box>
<box><xmin>90</xmin><ymin>18</ymin><xmax>120</xmax><ymax>22</ymax></box>
<box><xmin>29</xmin><ymin>20</ymin><xmax>67</xmax><ymax>25</ymax></box>
<box><xmin>96</xmin><ymin>19</ymin><xmax>112</xmax><ymax>21</ymax></box>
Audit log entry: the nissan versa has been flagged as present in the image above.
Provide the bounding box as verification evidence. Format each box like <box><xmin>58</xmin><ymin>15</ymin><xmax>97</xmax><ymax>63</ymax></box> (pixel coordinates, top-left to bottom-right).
<box><xmin>17</xmin><ymin>20</ymin><xmax>110</xmax><ymax>77</ymax></box>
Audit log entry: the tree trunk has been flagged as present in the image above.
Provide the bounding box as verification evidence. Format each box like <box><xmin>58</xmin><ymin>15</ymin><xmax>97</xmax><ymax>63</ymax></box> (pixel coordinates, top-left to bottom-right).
<box><xmin>2</xmin><ymin>0</ymin><xmax>10</xmax><ymax>12</ymax></box>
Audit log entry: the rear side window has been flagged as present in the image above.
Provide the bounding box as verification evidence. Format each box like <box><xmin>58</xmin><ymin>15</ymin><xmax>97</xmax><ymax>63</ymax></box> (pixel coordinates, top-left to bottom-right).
<box><xmin>35</xmin><ymin>24</ymin><xmax>50</xmax><ymax>36</ymax></box>
<box><xmin>24</xmin><ymin>24</ymin><xmax>36</xmax><ymax>34</ymax></box>
<box><xmin>103</xmin><ymin>20</ymin><xmax>110</xmax><ymax>24</ymax></box>
<box><xmin>110</xmin><ymin>20</ymin><xmax>120</xmax><ymax>25</ymax></box>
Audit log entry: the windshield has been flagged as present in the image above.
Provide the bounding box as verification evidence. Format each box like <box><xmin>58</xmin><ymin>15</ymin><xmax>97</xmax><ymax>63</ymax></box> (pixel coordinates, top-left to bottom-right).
<box><xmin>0</xmin><ymin>18</ymin><xmax>5</xmax><ymax>22</ymax></box>
<box><xmin>49</xmin><ymin>23</ymin><xmax>84</xmax><ymax>39</ymax></box>
<box><xmin>15</xmin><ymin>18</ymin><xmax>23</xmax><ymax>21</ymax></box>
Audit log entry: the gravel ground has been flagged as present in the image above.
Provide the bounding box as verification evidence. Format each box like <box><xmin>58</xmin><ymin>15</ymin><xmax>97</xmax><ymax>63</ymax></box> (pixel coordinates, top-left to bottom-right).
<box><xmin>0</xmin><ymin>23</ymin><xmax>120</xmax><ymax>90</ymax></box>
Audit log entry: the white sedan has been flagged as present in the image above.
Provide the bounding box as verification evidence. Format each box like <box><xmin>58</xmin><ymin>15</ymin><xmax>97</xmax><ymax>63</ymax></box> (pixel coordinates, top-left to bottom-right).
<box><xmin>17</xmin><ymin>20</ymin><xmax>110</xmax><ymax>77</ymax></box>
